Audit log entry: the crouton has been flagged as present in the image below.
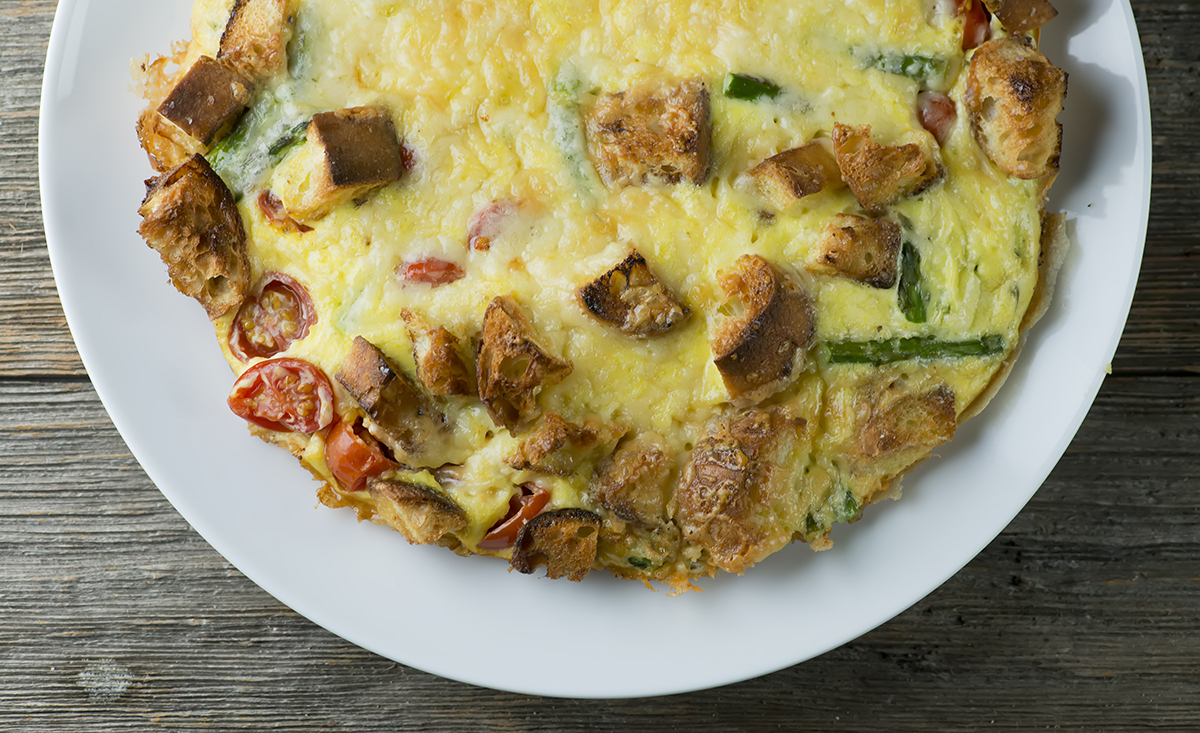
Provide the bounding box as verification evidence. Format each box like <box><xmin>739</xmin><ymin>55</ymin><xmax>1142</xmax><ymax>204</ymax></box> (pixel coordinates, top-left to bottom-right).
<box><xmin>505</xmin><ymin>412</ymin><xmax>622</xmax><ymax>476</ymax></box>
<box><xmin>476</xmin><ymin>296</ymin><xmax>573</xmax><ymax>432</ymax></box>
<box><xmin>401</xmin><ymin>310</ymin><xmax>475</xmax><ymax>397</ymax></box>
<box><xmin>711</xmin><ymin>255</ymin><xmax>816</xmax><ymax>406</ymax></box>
<box><xmin>981</xmin><ymin>0</ymin><xmax>1058</xmax><ymax>33</ymax></box>
<box><xmin>589</xmin><ymin>435</ymin><xmax>675</xmax><ymax>527</ymax></box>
<box><xmin>586</xmin><ymin>78</ymin><xmax>711</xmax><ymax>187</ymax></box>
<box><xmin>137</xmin><ymin>154</ymin><xmax>250</xmax><ymax>318</ymax></box>
<box><xmin>157</xmin><ymin>56</ymin><xmax>253</xmax><ymax>147</ymax></box>
<box><xmin>858</xmin><ymin>384</ymin><xmax>957</xmax><ymax>460</ymax></box>
<box><xmin>278</xmin><ymin>107</ymin><xmax>405</xmax><ymax>221</ymax></box>
<box><xmin>510</xmin><ymin>509</ymin><xmax>601</xmax><ymax>581</ymax></box>
<box><xmin>806</xmin><ymin>214</ymin><xmax>903</xmax><ymax>288</ymax></box>
<box><xmin>747</xmin><ymin>140</ymin><xmax>844</xmax><ymax>210</ymax></box>
<box><xmin>218</xmin><ymin>0</ymin><xmax>296</xmax><ymax>82</ymax></box>
<box><xmin>965</xmin><ymin>37</ymin><xmax>1067</xmax><ymax>181</ymax></box>
<box><xmin>366</xmin><ymin>476</ymin><xmax>468</xmax><ymax>545</ymax></box>
<box><xmin>675</xmin><ymin>406</ymin><xmax>807</xmax><ymax>574</ymax></box>
<box><xmin>831</xmin><ymin>123</ymin><xmax>942</xmax><ymax>214</ymax></box>
<box><xmin>335</xmin><ymin>336</ymin><xmax>445</xmax><ymax>461</ymax></box>
<box><xmin>578</xmin><ymin>252</ymin><xmax>691</xmax><ymax>337</ymax></box>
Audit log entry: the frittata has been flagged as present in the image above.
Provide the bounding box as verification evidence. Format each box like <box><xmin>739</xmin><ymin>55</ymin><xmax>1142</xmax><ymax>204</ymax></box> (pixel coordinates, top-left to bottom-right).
<box><xmin>133</xmin><ymin>0</ymin><xmax>1068</xmax><ymax>587</ymax></box>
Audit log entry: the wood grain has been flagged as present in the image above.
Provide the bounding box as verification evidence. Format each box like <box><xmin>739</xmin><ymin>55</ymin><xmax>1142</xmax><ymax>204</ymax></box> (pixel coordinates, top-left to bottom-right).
<box><xmin>2</xmin><ymin>0</ymin><xmax>1198</xmax><ymax>729</ymax></box>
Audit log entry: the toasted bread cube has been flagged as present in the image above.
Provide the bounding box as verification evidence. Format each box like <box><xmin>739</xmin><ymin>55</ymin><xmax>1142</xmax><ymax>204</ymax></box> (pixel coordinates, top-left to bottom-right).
<box><xmin>335</xmin><ymin>336</ymin><xmax>445</xmax><ymax>461</ymax></box>
<box><xmin>981</xmin><ymin>0</ymin><xmax>1058</xmax><ymax>33</ymax></box>
<box><xmin>279</xmin><ymin>107</ymin><xmax>404</xmax><ymax>221</ymax></box>
<box><xmin>477</xmin><ymin>296</ymin><xmax>573</xmax><ymax>432</ymax></box>
<box><xmin>505</xmin><ymin>412</ymin><xmax>621</xmax><ymax>476</ymax></box>
<box><xmin>218</xmin><ymin>0</ymin><xmax>296</xmax><ymax>82</ymax></box>
<box><xmin>711</xmin><ymin>255</ymin><xmax>816</xmax><ymax>406</ymax></box>
<box><xmin>832</xmin><ymin>123</ymin><xmax>942</xmax><ymax>214</ymax></box>
<box><xmin>806</xmin><ymin>214</ymin><xmax>903</xmax><ymax>288</ymax></box>
<box><xmin>586</xmin><ymin>78</ymin><xmax>711</xmax><ymax>187</ymax></box>
<box><xmin>675</xmin><ymin>406</ymin><xmax>806</xmax><ymax>574</ymax></box>
<box><xmin>401</xmin><ymin>310</ymin><xmax>475</xmax><ymax>397</ymax></box>
<box><xmin>156</xmin><ymin>56</ymin><xmax>252</xmax><ymax>147</ymax></box>
<box><xmin>137</xmin><ymin>155</ymin><xmax>250</xmax><ymax>318</ymax></box>
<box><xmin>748</xmin><ymin>140</ymin><xmax>844</xmax><ymax>209</ymax></box>
<box><xmin>366</xmin><ymin>476</ymin><xmax>468</xmax><ymax>545</ymax></box>
<box><xmin>589</xmin><ymin>435</ymin><xmax>674</xmax><ymax>527</ymax></box>
<box><xmin>858</xmin><ymin>384</ymin><xmax>957</xmax><ymax>460</ymax></box>
<box><xmin>510</xmin><ymin>509</ymin><xmax>601</xmax><ymax>581</ymax></box>
<box><xmin>966</xmin><ymin>37</ymin><xmax>1067</xmax><ymax>180</ymax></box>
<box><xmin>578</xmin><ymin>252</ymin><xmax>691</xmax><ymax>337</ymax></box>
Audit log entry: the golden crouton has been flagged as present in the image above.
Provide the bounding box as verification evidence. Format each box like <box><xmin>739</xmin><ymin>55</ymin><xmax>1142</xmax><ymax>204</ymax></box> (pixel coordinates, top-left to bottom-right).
<box><xmin>675</xmin><ymin>406</ymin><xmax>807</xmax><ymax>574</ymax></box>
<box><xmin>981</xmin><ymin>0</ymin><xmax>1058</xmax><ymax>33</ymax></box>
<box><xmin>806</xmin><ymin>214</ymin><xmax>903</xmax><ymax>288</ymax></box>
<box><xmin>218</xmin><ymin>0</ymin><xmax>296</xmax><ymax>83</ymax></box>
<box><xmin>137</xmin><ymin>155</ymin><xmax>250</xmax><ymax>318</ymax></box>
<box><xmin>589</xmin><ymin>435</ymin><xmax>675</xmax><ymax>527</ymax></box>
<box><xmin>277</xmin><ymin>107</ymin><xmax>405</xmax><ymax>221</ymax></box>
<box><xmin>965</xmin><ymin>37</ymin><xmax>1067</xmax><ymax>180</ymax></box>
<box><xmin>335</xmin><ymin>336</ymin><xmax>445</xmax><ymax>462</ymax></box>
<box><xmin>401</xmin><ymin>310</ymin><xmax>475</xmax><ymax>397</ymax></box>
<box><xmin>504</xmin><ymin>412</ymin><xmax>622</xmax><ymax>476</ymax></box>
<box><xmin>711</xmin><ymin>255</ymin><xmax>816</xmax><ymax>406</ymax></box>
<box><xmin>578</xmin><ymin>251</ymin><xmax>691</xmax><ymax>337</ymax></box>
<box><xmin>366</xmin><ymin>476</ymin><xmax>468</xmax><ymax>545</ymax></box>
<box><xmin>858</xmin><ymin>384</ymin><xmax>957</xmax><ymax>460</ymax></box>
<box><xmin>477</xmin><ymin>296</ymin><xmax>573</xmax><ymax>432</ymax></box>
<box><xmin>586</xmin><ymin>78</ymin><xmax>711</xmax><ymax>187</ymax></box>
<box><xmin>748</xmin><ymin>140</ymin><xmax>844</xmax><ymax>210</ymax></box>
<box><xmin>510</xmin><ymin>509</ymin><xmax>602</xmax><ymax>581</ymax></box>
<box><xmin>831</xmin><ymin>123</ymin><xmax>942</xmax><ymax>214</ymax></box>
<box><xmin>138</xmin><ymin>56</ymin><xmax>253</xmax><ymax>172</ymax></box>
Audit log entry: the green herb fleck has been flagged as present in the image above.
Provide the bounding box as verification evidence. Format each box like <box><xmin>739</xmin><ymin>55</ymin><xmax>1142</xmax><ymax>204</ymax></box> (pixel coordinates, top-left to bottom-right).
<box><xmin>723</xmin><ymin>73</ymin><xmax>782</xmax><ymax>101</ymax></box>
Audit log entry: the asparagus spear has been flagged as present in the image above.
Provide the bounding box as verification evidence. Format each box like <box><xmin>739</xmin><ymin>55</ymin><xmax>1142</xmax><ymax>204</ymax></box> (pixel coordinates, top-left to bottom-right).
<box><xmin>826</xmin><ymin>335</ymin><xmax>1005</xmax><ymax>365</ymax></box>
<box><xmin>897</xmin><ymin>241</ymin><xmax>929</xmax><ymax>324</ymax></box>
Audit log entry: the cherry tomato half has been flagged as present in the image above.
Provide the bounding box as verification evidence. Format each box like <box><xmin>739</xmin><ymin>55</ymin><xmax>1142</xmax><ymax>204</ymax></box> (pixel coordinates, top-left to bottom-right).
<box><xmin>467</xmin><ymin>199</ymin><xmax>520</xmax><ymax>251</ymax></box>
<box><xmin>479</xmin><ymin>484</ymin><xmax>550</xmax><ymax>550</ymax></box>
<box><xmin>918</xmin><ymin>91</ymin><xmax>958</xmax><ymax>145</ymax></box>
<box><xmin>325</xmin><ymin>418</ymin><xmax>396</xmax><ymax>493</ymax></box>
<box><xmin>257</xmin><ymin>190</ymin><xmax>313</xmax><ymax>233</ymax></box>
<box><xmin>400</xmin><ymin>258</ymin><xmax>465</xmax><ymax>286</ymax></box>
<box><xmin>230</xmin><ymin>272</ymin><xmax>317</xmax><ymax>362</ymax></box>
<box><xmin>228</xmin><ymin>358</ymin><xmax>335</xmax><ymax>434</ymax></box>
<box><xmin>959</xmin><ymin>0</ymin><xmax>991</xmax><ymax>51</ymax></box>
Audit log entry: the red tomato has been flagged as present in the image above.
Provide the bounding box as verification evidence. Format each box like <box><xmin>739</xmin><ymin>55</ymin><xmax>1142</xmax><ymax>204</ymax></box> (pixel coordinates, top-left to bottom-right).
<box><xmin>400</xmin><ymin>258</ymin><xmax>465</xmax><ymax>286</ymax></box>
<box><xmin>479</xmin><ymin>484</ymin><xmax>550</xmax><ymax>550</ymax></box>
<box><xmin>959</xmin><ymin>0</ymin><xmax>991</xmax><ymax>51</ymax></box>
<box><xmin>325</xmin><ymin>419</ymin><xmax>396</xmax><ymax>492</ymax></box>
<box><xmin>467</xmin><ymin>199</ymin><xmax>520</xmax><ymax>251</ymax></box>
<box><xmin>918</xmin><ymin>92</ymin><xmax>958</xmax><ymax>145</ymax></box>
<box><xmin>227</xmin><ymin>358</ymin><xmax>335</xmax><ymax>434</ymax></box>
<box><xmin>229</xmin><ymin>272</ymin><xmax>317</xmax><ymax>362</ymax></box>
<box><xmin>256</xmin><ymin>190</ymin><xmax>313</xmax><ymax>233</ymax></box>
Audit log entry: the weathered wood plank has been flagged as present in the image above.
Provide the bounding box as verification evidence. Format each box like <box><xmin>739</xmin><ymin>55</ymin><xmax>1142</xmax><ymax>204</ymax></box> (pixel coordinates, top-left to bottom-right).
<box><xmin>0</xmin><ymin>377</ymin><xmax>1196</xmax><ymax>729</ymax></box>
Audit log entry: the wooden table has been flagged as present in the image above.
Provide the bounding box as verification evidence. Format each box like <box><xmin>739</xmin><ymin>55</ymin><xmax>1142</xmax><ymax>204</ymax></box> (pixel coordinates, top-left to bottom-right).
<box><xmin>3</xmin><ymin>2</ymin><xmax>1197</xmax><ymax>729</ymax></box>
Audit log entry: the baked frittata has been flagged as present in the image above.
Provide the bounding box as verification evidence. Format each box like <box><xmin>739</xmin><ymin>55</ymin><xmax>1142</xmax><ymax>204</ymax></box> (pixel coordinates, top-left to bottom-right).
<box><xmin>133</xmin><ymin>0</ymin><xmax>1068</xmax><ymax>587</ymax></box>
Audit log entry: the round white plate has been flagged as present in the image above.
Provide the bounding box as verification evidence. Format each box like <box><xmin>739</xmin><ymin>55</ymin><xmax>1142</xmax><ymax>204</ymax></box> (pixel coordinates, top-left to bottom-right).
<box><xmin>40</xmin><ymin>0</ymin><xmax>1150</xmax><ymax>698</ymax></box>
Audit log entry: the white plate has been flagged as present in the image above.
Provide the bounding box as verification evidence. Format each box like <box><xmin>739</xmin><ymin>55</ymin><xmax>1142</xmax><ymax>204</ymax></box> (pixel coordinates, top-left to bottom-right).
<box><xmin>40</xmin><ymin>0</ymin><xmax>1150</xmax><ymax>698</ymax></box>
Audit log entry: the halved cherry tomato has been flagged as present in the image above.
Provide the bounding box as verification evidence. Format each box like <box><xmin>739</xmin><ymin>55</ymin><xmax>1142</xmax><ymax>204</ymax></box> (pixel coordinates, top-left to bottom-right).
<box><xmin>959</xmin><ymin>0</ymin><xmax>991</xmax><ymax>51</ymax></box>
<box><xmin>229</xmin><ymin>272</ymin><xmax>317</xmax><ymax>362</ymax></box>
<box><xmin>257</xmin><ymin>190</ymin><xmax>313</xmax><ymax>233</ymax></box>
<box><xmin>325</xmin><ymin>418</ymin><xmax>396</xmax><ymax>492</ymax></box>
<box><xmin>400</xmin><ymin>258</ymin><xmax>465</xmax><ymax>286</ymax></box>
<box><xmin>467</xmin><ymin>199</ymin><xmax>520</xmax><ymax>251</ymax></box>
<box><xmin>918</xmin><ymin>91</ymin><xmax>958</xmax><ymax>145</ymax></box>
<box><xmin>227</xmin><ymin>358</ymin><xmax>335</xmax><ymax>433</ymax></box>
<box><xmin>478</xmin><ymin>484</ymin><xmax>549</xmax><ymax>550</ymax></box>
